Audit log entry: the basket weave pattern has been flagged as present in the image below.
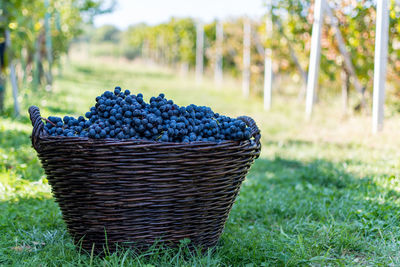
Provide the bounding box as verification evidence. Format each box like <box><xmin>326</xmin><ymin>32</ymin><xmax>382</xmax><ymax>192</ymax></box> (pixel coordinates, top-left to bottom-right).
<box><xmin>29</xmin><ymin>106</ymin><xmax>261</xmax><ymax>252</ymax></box>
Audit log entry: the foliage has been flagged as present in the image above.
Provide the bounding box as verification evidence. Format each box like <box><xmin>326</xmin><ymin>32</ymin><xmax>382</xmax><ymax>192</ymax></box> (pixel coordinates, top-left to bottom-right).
<box><xmin>122</xmin><ymin>17</ymin><xmax>265</xmax><ymax>90</ymax></box>
<box><xmin>92</xmin><ymin>24</ymin><xmax>120</xmax><ymax>43</ymax></box>
<box><xmin>0</xmin><ymin>0</ymin><xmax>114</xmax><ymax>89</ymax></box>
<box><xmin>115</xmin><ymin>1</ymin><xmax>400</xmax><ymax>99</ymax></box>
<box><xmin>124</xmin><ymin>18</ymin><xmax>197</xmax><ymax>66</ymax></box>
<box><xmin>270</xmin><ymin>0</ymin><xmax>400</xmax><ymax>96</ymax></box>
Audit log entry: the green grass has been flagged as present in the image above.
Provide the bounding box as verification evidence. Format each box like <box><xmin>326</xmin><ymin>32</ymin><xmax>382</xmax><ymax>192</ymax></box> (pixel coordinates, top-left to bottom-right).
<box><xmin>1</xmin><ymin>54</ymin><xmax>400</xmax><ymax>266</ymax></box>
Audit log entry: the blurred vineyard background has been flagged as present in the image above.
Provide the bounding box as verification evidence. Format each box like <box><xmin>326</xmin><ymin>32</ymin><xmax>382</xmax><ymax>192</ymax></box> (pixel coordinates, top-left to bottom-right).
<box><xmin>1</xmin><ymin>0</ymin><xmax>400</xmax><ymax>118</ymax></box>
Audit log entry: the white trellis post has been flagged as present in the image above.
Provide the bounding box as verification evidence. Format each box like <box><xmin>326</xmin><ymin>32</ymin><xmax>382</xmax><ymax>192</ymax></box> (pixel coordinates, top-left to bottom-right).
<box><xmin>10</xmin><ymin>61</ymin><xmax>20</xmax><ymax>116</ymax></box>
<box><xmin>264</xmin><ymin>1</ymin><xmax>273</xmax><ymax>110</ymax></box>
<box><xmin>242</xmin><ymin>18</ymin><xmax>251</xmax><ymax>98</ymax></box>
<box><xmin>195</xmin><ymin>21</ymin><xmax>204</xmax><ymax>83</ymax></box>
<box><xmin>305</xmin><ymin>0</ymin><xmax>324</xmax><ymax>119</ymax></box>
<box><xmin>215</xmin><ymin>20</ymin><xmax>223</xmax><ymax>86</ymax></box>
<box><xmin>44</xmin><ymin>0</ymin><xmax>53</xmax><ymax>87</ymax></box>
<box><xmin>55</xmin><ymin>10</ymin><xmax>62</xmax><ymax>77</ymax></box>
<box><xmin>372</xmin><ymin>0</ymin><xmax>389</xmax><ymax>133</ymax></box>
<box><xmin>5</xmin><ymin>30</ymin><xmax>20</xmax><ymax>116</ymax></box>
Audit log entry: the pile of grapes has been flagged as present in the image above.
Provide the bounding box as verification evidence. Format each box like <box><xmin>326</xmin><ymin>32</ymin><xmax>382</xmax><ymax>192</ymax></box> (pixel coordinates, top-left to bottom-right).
<box><xmin>44</xmin><ymin>87</ymin><xmax>252</xmax><ymax>142</ymax></box>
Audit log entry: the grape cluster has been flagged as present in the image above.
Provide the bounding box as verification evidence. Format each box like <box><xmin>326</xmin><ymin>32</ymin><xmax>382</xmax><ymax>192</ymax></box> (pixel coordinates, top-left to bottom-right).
<box><xmin>44</xmin><ymin>87</ymin><xmax>252</xmax><ymax>142</ymax></box>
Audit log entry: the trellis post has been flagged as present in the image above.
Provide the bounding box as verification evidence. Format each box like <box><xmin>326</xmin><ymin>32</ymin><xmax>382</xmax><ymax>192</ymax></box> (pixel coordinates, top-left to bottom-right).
<box><xmin>215</xmin><ymin>20</ymin><xmax>223</xmax><ymax>86</ymax></box>
<box><xmin>372</xmin><ymin>0</ymin><xmax>389</xmax><ymax>133</ymax></box>
<box><xmin>195</xmin><ymin>21</ymin><xmax>204</xmax><ymax>83</ymax></box>
<box><xmin>44</xmin><ymin>0</ymin><xmax>53</xmax><ymax>87</ymax></box>
<box><xmin>264</xmin><ymin>1</ymin><xmax>273</xmax><ymax>110</ymax></box>
<box><xmin>305</xmin><ymin>0</ymin><xmax>324</xmax><ymax>119</ymax></box>
<box><xmin>242</xmin><ymin>18</ymin><xmax>251</xmax><ymax>98</ymax></box>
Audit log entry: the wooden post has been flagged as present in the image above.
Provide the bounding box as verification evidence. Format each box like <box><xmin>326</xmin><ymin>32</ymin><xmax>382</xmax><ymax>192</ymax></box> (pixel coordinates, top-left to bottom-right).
<box><xmin>242</xmin><ymin>18</ymin><xmax>251</xmax><ymax>98</ymax></box>
<box><xmin>180</xmin><ymin>62</ymin><xmax>189</xmax><ymax>76</ymax></box>
<box><xmin>5</xmin><ymin>30</ymin><xmax>20</xmax><ymax>116</ymax></box>
<box><xmin>275</xmin><ymin>17</ymin><xmax>307</xmax><ymax>100</ymax></box>
<box><xmin>0</xmin><ymin>72</ymin><xmax>4</xmax><ymax>113</ymax></box>
<box><xmin>195</xmin><ymin>21</ymin><xmax>204</xmax><ymax>83</ymax></box>
<box><xmin>264</xmin><ymin>1</ymin><xmax>273</xmax><ymax>110</ymax></box>
<box><xmin>20</xmin><ymin>48</ymin><xmax>27</xmax><ymax>85</ymax></box>
<box><xmin>0</xmin><ymin>38</ymin><xmax>5</xmax><ymax>113</ymax></box>
<box><xmin>33</xmin><ymin>35</ymin><xmax>41</xmax><ymax>90</ymax></box>
<box><xmin>341</xmin><ymin>69</ymin><xmax>349</xmax><ymax>115</ymax></box>
<box><xmin>142</xmin><ymin>39</ymin><xmax>149</xmax><ymax>59</ymax></box>
<box><xmin>253</xmin><ymin>31</ymin><xmax>265</xmax><ymax>55</ymax></box>
<box><xmin>372</xmin><ymin>0</ymin><xmax>389</xmax><ymax>133</ymax></box>
<box><xmin>44</xmin><ymin>0</ymin><xmax>53</xmax><ymax>86</ymax></box>
<box><xmin>214</xmin><ymin>21</ymin><xmax>223</xmax><ymax>86</ymax></box>
<box><xmin>0</xmin><ymin>17</ymin><xmax>5</xmax><ymax>112</ymax></box>
<box><xmin>325</xmin><ymin>5</ymin><xmax>366</xmax><ymax>109</ymax></box>
<box><xmin>55</xmin><ymin>10</ymin><xmax>62</xmax><ymax>77</ymax></box>
<box><xmin>10</xmin><ymin>61</ymin><xmax>20</xmax><ymax>116</ymax></box>
<box><xmin>305</xmin><ymin>0</ymin><xmax>324</xmax><ymax>119</ymax></box>
<box><xmin>154</xmin><ymin>36</ymin><xmax>159</xmax><ymax>63</ymax></box>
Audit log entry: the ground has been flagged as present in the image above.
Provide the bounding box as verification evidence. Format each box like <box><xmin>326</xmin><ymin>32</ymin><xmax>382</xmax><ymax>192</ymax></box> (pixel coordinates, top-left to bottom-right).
<box><xmin>1</xmin><ymin>54</ymin><xmax>400</xmax><ymax>266</ymax></box>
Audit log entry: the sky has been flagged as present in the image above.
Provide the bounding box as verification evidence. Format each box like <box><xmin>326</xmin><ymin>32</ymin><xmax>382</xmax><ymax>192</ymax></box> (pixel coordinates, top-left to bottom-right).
<box><xmin>94</xmin><ymin>0</ymin><xmax>266</xmax><ymax>29</ymax></box>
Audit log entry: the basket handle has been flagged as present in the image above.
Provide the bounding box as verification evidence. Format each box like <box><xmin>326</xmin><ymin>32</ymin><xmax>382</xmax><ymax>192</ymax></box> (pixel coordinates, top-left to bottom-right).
<box><xmin>29</xmin><ymin>106</ymin><xmax>45</xmax><ymax>151</ymax></box>
<box><xmin>237</xmin><ymin>116</ymin><xmax>261</xmax><ymax>145</ymax></box>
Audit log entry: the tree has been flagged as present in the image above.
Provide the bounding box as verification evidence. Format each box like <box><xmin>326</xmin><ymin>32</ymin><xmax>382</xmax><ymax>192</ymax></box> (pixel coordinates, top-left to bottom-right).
<box><xmin>0</xmin><ymin>0</ymin><xmax>115</xmax><ymax>114</ymax></box>
<box><xmin>92</xmin><ymin>25</ymin><xmax>120</xmax><ymax>43</ymax></box>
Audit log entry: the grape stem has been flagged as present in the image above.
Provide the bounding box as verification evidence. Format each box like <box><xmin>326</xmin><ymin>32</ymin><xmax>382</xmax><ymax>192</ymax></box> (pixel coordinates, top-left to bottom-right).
<box><xmin>41</xmin><ymin>117</ymin><xmax>56</xmax><ymax>127</ymax></box>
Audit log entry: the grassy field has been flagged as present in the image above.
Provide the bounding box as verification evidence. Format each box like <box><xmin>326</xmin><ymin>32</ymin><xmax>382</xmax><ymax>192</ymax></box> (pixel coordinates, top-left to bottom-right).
<box><xmin>1</xmin><ymin>55</ymin><xmax>400</xmax><ymax>266</ymax></box>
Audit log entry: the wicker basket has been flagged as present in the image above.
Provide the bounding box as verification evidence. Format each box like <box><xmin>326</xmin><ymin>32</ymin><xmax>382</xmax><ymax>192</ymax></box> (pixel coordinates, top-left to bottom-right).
<box><xmin>29</xmin><ymin>105</ymin><xmax>261</xmax><ymax>253</ymax></box>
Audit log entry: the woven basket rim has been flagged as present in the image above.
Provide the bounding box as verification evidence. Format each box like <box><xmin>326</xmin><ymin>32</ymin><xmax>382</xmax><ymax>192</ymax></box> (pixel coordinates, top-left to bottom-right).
<box><xmin>36</xmin><ymin>133</ymin><xmax>254</xmax><ymax>145</ymax></box>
